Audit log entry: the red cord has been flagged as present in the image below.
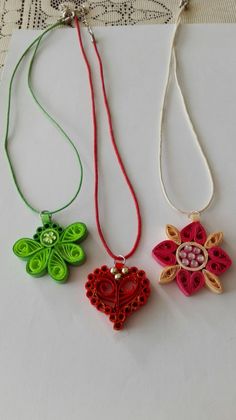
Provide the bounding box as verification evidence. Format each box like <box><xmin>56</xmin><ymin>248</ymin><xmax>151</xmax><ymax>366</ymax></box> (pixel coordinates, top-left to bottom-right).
<box><xmin>74</xmin><ymin>17</ymin><xmax>142</xmax><ymax>261</ymax></box>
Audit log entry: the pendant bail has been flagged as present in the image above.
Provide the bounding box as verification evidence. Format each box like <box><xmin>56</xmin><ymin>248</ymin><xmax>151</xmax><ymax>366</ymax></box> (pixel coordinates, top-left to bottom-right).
<box><xmin>114</xmin><ymin>255</ymin><xmax>126</xmax><ymax>269</ymax></box>
<box><xmin>40</xmin><ymin>210</ymin><xmax>52</xmax><ymax>225</ymax></box>
<box><xmin>188</xmin><ymin>211</ymin><xmax>200</xmax><ymax>222</ymax></box>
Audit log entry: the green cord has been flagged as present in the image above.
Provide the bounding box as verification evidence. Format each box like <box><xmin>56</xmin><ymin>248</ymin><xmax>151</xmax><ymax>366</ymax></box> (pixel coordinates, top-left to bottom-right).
<box><xmin>4</xmin><ymin>21</ymin><xmax>84</xmax><ymax>216</ymax></box>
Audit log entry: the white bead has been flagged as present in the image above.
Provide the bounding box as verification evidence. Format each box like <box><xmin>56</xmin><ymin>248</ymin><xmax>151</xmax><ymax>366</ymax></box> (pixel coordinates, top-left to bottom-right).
<box><xmin>184</xmin><ymin>245</ymin><xmax>192</xmax><ymax>252</ymax></box>
<box><xmin>182</xmin><ymin>258</ymin><xmax>190</xmax><ymax>266</ymax></box>
<box><xmin>188</xmin><ymin>253</ymin><xmax>195</xmax><ymax>260</ymax></box>
<box><xmin>190</xmin><ymin>260</ymin><xmax>199</xmax><ymax>268</ymax></box>
<box><xmin>193</xmin><ymin>247</ymin><xmax>201</xmax><ymax>255</ymax></box>
<box><xmin>197</xmin><ymin>255</ymin><xmax>205</xmax><ymax>263</ymax></box>
<box><xmin>115</xmin><ymin>273</ymin><xmax>122</xmax><ymax>280</ymax></box>
<box><xmin>110</xmin><ymin>267</ymin><xmax>118</xmax><ymax>274</ymax></box>
<box><xmin>179</xmin><ymin>251</ymin><xmax>187</xmax><ymax>258</ymax></box>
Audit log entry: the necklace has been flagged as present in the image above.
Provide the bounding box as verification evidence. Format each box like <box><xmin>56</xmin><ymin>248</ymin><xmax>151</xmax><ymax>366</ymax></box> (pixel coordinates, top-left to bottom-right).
<box><xmin>74</xmin><ymin>8</ymin><xmax>151</xmax><ymax>330</ymax></box>
<box><xmin>152</xmin><ymin>0</ymin><xmax>232</xmax><ymax>296</ymax></box>
<box><xmin>4</xmin><ymin>7</ymin><xmax>88</xmax><ymax>284</ymax></box>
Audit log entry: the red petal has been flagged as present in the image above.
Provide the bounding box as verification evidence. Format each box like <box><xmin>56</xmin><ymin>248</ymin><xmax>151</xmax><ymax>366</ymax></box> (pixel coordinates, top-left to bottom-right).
<box><xmin>152</xmin><ymin>240</ymin><xmax>177</xmax><ymax>267</ymax></box>
<box><xmin>176</xmin><ymin>269</ymin><xmax>190</xmax><ymax>296</ymax></box>
<box><xmin>176</xmin><ymin>269</ymin><xmax>205</xmax><ymax>296</ymax></box>
<box><xmin>180</xmin><ymin>222</ymin><xmax>207</xmax><ymax>245</ymax></box>
<box><xmin>206</xmin><ymin>246</ymin><xmax>232</xmax><ymax>275</ymax></box>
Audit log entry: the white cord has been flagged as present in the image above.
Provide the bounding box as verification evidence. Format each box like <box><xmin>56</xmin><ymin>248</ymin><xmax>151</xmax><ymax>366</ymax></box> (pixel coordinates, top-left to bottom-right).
<box><xmin>159</xmin><ymin>0</ymin><xmax>215</xmax><ymax>218</ymax></box>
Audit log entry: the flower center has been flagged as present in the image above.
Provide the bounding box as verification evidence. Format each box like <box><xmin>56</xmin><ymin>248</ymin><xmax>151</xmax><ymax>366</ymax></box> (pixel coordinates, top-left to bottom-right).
<box><xmin>40</xmin><ymin>229</ymin><xmax>59</xmax><ymax>247</ymax></box>
<box><xmin>176</xmin><ymin>242</ymin><xmax>208</xmax><ymax>271</ymax></box>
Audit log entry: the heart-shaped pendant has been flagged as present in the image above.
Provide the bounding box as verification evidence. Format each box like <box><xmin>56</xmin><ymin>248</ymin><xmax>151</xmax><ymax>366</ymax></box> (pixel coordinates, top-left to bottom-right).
<box><xmin>85</xmin><ymin>264</ymin><xmax>151</xmax><ymax>330</ymax></box>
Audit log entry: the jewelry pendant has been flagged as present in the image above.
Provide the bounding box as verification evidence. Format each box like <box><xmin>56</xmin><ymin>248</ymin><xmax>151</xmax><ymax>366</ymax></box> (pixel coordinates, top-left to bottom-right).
<box><xmin>152</xmin><ymin>220</ymin><xmax>232</xmax><ymax>296</ymax></box>
<box><xmin>13</xmin><ymin>212</ymin><xmax>88</xmax><ymax>283</ymax></box>
<box><xmin>86</xmin><ymin>262</ymin><xmax>151</xmax><ymax>330</ymax></box>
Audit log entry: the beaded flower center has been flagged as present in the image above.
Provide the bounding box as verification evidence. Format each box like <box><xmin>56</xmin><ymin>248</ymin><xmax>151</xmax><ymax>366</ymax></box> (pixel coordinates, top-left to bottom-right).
<box><xmin>40</xmin><ymin>229</ymin><xmax>59</xmax><ymax>247</ymax></box>
<box><xmin>176</xmin><ymin>242</ymin><xmax>208</xmax><ymax>271</ymax></box>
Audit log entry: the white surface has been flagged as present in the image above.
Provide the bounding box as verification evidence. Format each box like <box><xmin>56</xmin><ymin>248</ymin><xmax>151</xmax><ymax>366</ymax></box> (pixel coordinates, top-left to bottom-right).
<box><xmin>0</xmin><ymin>24</ymin><xmax>236</xmax><ymax>420</ymax></box>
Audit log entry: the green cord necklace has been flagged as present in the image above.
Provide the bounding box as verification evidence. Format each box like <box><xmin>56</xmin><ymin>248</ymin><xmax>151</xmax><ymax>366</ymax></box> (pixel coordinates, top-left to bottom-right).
<box><xmin>4</xmin><ymin>9</ymin><xmax>88</xmax><ymax>284</ymax></box>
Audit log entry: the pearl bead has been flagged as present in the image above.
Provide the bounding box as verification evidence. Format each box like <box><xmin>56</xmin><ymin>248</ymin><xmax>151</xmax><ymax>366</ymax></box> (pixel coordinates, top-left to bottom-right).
<box><xmin>197</xmin><ymin>255</ymin><xmax>205</xmax><ymax>263</ymax></box>
<box><xmin>110</xmin><ymin>267</ymin><xmax>118</xmax><ymax>275</ymax></box>
<box><xmin>179</xmin><ymin>251</ymin><xmax>187</xmax><ymax>258</ymax></box>
<box><xmin>122</xmin><ymin>267</ymin><xmax>129</xmax><ymax>274</ymax></box>
<box><xmin>190</xmin><ymin>260</ymin><xmax>199</xmax><ymax>268</ymax></box>
<box><xmin>182</xmin><ymin>258</ymin><xmax>190</xmax><ymax>266</ymax></box>
<box><xmin>184</xmin><ymin>245</ymin><xmax>192</xmax><ymax>252</ymax></box>
<box><xmin>193</xmin><ymin>247</ymin><xmax>201</xmax><ymax>255</ymax></box>
<box><xmin>115</xmin><ymin>273</ymin><xmax>122</xmax><ymax>280</ymax></box>
<box><xmin>188</xmin><ymin>253</ymin><xmax>195</xmax><ymax>260</ymax></box>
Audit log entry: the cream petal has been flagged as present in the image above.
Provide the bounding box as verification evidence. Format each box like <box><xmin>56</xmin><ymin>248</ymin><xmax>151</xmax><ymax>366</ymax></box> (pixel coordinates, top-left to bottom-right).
<box><xmin>165</xmin><ymin>224</ymin><xmax>181</xmax><ymax>245</ymax></box>
<box><xmin>159</xmin><ymin>265</ymin><xmax>180</xmax><ymax>284</ymax></box>
<box><xmin>204</xmin><ymin>232</ymin><xmax>223</xmax><ymax>249</ymax></box>
<box><xmin>203</xmin><ymin>269</ymin><xmax>223</xmax><ymax>294</ymax></box>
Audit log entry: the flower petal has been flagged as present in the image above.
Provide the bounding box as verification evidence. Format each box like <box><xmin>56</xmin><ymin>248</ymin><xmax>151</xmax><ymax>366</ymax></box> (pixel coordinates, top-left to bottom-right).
<box><xmin>176</xmin><ymin>269</ymin><xmax>205</xmax><ymax>296</ymax></box>
<box><xmin>60</xmin><ymin>222</ymin><xmax>87</xmax><ymax>243</ymax></box>
<box><xmin>180</xmin><ymin>222</ymin><xmax>207</xmax><ymax>245</ymax></box>
<box><xmin>48</xmin><ymin>250</ymin><xmax>68</xmax><ymax>283</ymax></box>
<box><xmin>13</xmin><ymin>238</ymin><xmax>42</xmax><ymax>259</ymax></box>
<box><xmin>166</xmin><ymin>225</ymin><xmax>181</xmax><ymax>244</ymax></box>
<box><xmin>152</xmin><ymin>240</ymin><xmax>177</xmax><ymax>266</ymax></box>
<box><xmin>26</xmin><ymin>248</ymin><xmax>50</xmax><ymax>277</ymax></box>
<box><xmin>203</xmin><ymin>269</ymin><xmax>223</xmax><ymax>294</ymax></box>
<box><xmin>56</xmin><ymin>243</ymin><xmax>86</xmax><ymax>265</ymax></box>
<box><xmin>206</xmin><ymin>246</ymin><xmax>232</xmax><ymax>275</ymax></box>
<box><xmin>159</xmin><ymin>265</ymin><xmax>180</xmax><ymax>284</ymax></box>
<box><xmin>204</xmin><ymin>232</ymin><xmax>223</xmax><ymax>249</ymax></box>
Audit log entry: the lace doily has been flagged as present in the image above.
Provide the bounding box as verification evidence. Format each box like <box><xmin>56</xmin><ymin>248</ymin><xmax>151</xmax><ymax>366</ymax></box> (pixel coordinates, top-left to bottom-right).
<box><xmin>1</xmin><ymin>0</ymin><xmax>236</xmax><ymax>71</ymax></box>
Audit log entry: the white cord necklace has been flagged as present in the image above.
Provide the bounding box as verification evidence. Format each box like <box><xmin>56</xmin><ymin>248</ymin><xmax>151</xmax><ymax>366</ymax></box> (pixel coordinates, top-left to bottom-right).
<box><xmin>159</xmin><ymin>0</ymin><xmax>214</xmax><ymax>218</ymax></box>
<box><xmin>152</xmin><ymin>0</ymin><xmax>232</xmax><ymax>297</ymax></box>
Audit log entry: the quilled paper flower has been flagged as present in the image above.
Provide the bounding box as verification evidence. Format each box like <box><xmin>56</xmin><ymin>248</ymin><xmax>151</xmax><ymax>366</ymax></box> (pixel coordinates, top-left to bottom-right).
<box><xmin>152</xmin><ymin>221</ymin><xmax>232</xmax><ymax>296</ymax></box>
<box><xmin>13</xmin><ymin>221</ymin><xmax>87</xmax><ymax>283</ymax></box>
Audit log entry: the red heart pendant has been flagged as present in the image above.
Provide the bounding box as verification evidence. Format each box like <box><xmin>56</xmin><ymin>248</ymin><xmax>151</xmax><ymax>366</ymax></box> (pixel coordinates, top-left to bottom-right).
<box><xmin>85</xmin><ymin>265</ymin><xmax>151</xmax><ymax>330</ymax></box>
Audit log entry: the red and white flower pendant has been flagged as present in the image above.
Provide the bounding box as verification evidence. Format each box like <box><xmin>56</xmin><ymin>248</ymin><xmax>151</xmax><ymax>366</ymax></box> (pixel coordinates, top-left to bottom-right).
<box><xmin>152</xmin><ymin>221</ymin><xmax>232</xmax><ymax>296</ymax></box>
<box><xmin>86</xmin><ymin>263</ymin><xmax>151</xmax><ymax>330</ymax></box>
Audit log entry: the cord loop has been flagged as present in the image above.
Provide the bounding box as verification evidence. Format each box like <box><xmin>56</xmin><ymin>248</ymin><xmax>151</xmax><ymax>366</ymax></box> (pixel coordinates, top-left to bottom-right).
<box><xmin>158</xmin><ymin>4</ymin><xmax>214</xmax><ymax>216</ymax></box>
<box><xmin>74</xmin><ymin>16</ymin><xmax>142</xmax><ymax>260</ymax></box>
<box><xmin>4</xmin><ymin>21</ymin><xmax>84</xmax><ymax>216</ymax></box>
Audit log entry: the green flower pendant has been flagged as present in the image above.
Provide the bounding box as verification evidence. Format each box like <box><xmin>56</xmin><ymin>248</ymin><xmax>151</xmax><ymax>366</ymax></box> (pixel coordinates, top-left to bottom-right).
<box><xmin>13</xmin><ymin>219</ymin><xmax>88</xmax><ymax>283</ymax></box>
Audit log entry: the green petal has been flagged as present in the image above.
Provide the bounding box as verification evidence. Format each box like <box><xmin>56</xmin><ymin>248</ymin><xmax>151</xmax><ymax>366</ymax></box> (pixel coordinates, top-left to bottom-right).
<box><xmin>56</xmin><ymin>243</ymin><xmax>86</xmax><ymax>266</ymax></box>
<box><xmin>60</xmin><ymin>222</ymin><xmax>87</xmax><ymax>243</ymax></box>
<box><xmin>26</xmin><ymin>248</ymin><xmax>50</xmax><ymax>277</ymax></box>
<box><xmin>48</xmin><ymin>250</ymin><xmax>68</xmax><ymax>283</ymax></box>
<box><xmin>13</xmin><ymin>238</ymin><xmax>43</xmax><ymax>260</ymax></box>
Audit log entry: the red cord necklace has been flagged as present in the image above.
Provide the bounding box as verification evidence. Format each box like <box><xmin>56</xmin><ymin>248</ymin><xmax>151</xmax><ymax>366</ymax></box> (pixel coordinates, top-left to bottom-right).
<box><xmin>74</xmin><ymin>9</ymin><xmax>151</xmax><ymax>330</ymax></box>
